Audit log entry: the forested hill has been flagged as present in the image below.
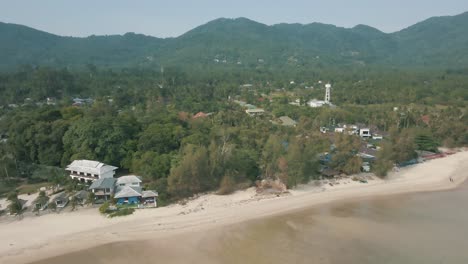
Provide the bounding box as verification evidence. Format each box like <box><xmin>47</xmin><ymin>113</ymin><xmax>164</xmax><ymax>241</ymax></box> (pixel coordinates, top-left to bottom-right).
<box><xmin>1</xmin><ymin>11</ymin><xmax>468</xmax><ymax>70</ymax></box>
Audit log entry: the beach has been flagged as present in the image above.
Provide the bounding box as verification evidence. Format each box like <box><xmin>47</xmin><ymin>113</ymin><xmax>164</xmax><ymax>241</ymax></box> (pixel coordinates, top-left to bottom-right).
<box><xmin>1</xmin><ymin>150</ymin><xmax>467</xmax><ymax>264</ymax></box>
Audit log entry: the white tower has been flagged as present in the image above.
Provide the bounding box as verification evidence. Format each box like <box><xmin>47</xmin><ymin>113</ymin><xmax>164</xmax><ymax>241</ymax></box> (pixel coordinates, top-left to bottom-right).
<box><xmin>325</xmin><ymin>83</ymin><xmax>331</xmax><ymax>103</ymax></box>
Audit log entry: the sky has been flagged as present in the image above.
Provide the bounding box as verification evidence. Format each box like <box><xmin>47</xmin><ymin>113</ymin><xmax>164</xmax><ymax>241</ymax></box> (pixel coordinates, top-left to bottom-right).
<box><xmin>1</xmin><ymin>0</ymin><xmax>468</xmax><ymax>38</ymax></box>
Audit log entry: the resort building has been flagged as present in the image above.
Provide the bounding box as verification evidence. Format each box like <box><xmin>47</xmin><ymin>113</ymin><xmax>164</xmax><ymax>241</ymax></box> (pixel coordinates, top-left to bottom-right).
<box><xmin>116</xmin><ymin>175</ymin><xmax>142</xmax><ymax>187</ymax></box>
<box><xmin>89</xmin><ymin>178</ymin><xmax>117</xmax><ymax>201</ymax></box>
<box><xmin>66</xmin><ymin>160</ymin><xmax>118</xmax><ymax>183</ymax></box>
<box><xmin>114</xmin><ymin>186</ymin><xmax>143</xmax><ymax>205</ymax></box>
<box><xmin>114</xmin><ymin>175</ymin><xmax>158</xmax><ymax>207</ymax></box>
<box><xmin>71</xmin><ymin>190</ymin><xmax>89</xmax><ymax>205</ymax></box>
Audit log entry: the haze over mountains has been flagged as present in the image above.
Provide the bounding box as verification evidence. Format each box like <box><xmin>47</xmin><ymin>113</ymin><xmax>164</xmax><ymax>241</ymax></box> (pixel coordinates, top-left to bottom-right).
<box><xmin>1</xmin><ymin>11</ymin><xmax>468</xmax><ymax>71</ymax></box>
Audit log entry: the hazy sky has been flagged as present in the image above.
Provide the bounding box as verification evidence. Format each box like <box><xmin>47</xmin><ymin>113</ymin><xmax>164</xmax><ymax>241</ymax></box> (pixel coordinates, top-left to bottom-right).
<box><xmin>1</xmin><ymin>0</ymin><xmax>468</xmax><ymax>37</ymax></box>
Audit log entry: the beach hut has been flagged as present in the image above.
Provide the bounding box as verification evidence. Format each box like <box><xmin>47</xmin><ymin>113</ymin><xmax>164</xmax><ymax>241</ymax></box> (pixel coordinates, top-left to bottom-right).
<box><xmin>52</xmin><ymin>192</ymin><xmax>69</xmax><ymax>208</ymax></box>
<box><xmin>72</xmin><ymin>190</ymin><xmax>89</xmax><ymax>205</ymax></box>
<box><xmin>142</xmin><ymin>190</ymin><xmax>158</xmax><ymax>207</ymax></box>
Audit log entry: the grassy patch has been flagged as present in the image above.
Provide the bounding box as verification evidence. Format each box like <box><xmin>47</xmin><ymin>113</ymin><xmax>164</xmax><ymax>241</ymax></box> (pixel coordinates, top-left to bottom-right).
<box><xmin>109</xmin><ymin>208</ymin><xmax>135</xmax><ymax>218</ymax></box>
<box><xmin>100</xmin><ymin>202</ymin><xmax>136</xmax><ymax>218</ymax></box>
<box><xmin>16</xmin><ymin>182</ymin><xmax>52</xmax><ymax>195</ymax></box>
<box><xmin>116</xmin><ymin>203</ymin><xmax>138</xmax><ymax>209</ymax></box>
<box><xmin>0</xmin><ymin>179</ymin><xmax>23</xmax><ymax>197</ymax></box>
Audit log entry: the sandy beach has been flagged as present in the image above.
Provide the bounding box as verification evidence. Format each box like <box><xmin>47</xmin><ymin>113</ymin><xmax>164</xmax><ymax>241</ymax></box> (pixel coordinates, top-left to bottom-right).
<box><xmin>1</xmin><ymin>150</ymin><xmax>467</xmax><ymax>264</ymax></box>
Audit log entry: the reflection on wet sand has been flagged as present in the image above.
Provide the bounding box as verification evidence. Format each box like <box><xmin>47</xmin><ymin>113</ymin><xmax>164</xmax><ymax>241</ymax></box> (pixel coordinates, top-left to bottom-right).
<box><xmin>32</xmin><ymin>183</ymin><xmax>468</xmax><ymax>264</ymax></box>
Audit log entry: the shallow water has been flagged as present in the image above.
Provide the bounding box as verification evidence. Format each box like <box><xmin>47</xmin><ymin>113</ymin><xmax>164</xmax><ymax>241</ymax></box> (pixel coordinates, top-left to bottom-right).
<box><xmin>33</xmin><ymin>182</ymin><xmax>468</xmax><ymax>264</ymax></box>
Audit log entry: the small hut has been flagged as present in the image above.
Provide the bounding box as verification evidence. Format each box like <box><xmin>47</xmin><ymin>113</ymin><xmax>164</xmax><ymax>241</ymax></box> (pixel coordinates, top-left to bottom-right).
<box><xmin>142</xmin><ymin>191</ymin><xmax>158</xmax><ymax>207</ymax></box>
<box><xmin>52</xmin><ymin>192</ymin><xmax>69</xmax><ymax>208</ymax></box>
<box><xmin>72</xmin><ymin>190</ymin><xmax>89</xmax><ymax>205</ymax></box>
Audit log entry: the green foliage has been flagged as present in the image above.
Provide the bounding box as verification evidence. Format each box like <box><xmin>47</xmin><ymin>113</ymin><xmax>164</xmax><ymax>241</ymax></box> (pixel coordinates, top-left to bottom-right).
<box><xmin>217</xmin><ymin>175</ymin><xmax>237</xmax><ymax>195</ymax></box>
<box><xmin>3</xmin><ymin>13</ymin><xmax>468</xmax><ymax>70</ymax></box>
<box><xmin>108</xmin><ymin>207</ymin><xmax>135</xmax><ymax>218</ymax></box>
<box><xmin>261</xmin><ymin>134</ymin><xmax>285</xmax><ymax>179</ymax></box>
<box><xmin>69</xmin><ymin>195</ymin><xmax>79</xmax><ymax>211</ymax></box>
<box><xmin>375</xmin><ymin>142</ymin><xmax>395</xmax><ymax>177</ymax></box>
<box><xmin>415</xmin><ymin>133</ymin><xmax>439</xmax><ymax>152</ymax></box>
<box><xmin>8</xmin><ymin>198</ymin><xmax>24</xmax><ymax>215</ymax></box>
<box><xmin>331</xmin><ymin>134</ymin><xmax>363</xmax><ymax>175</ymax></box>
<box><xmin>131</xmin><ymin>152</ymin><xmax>173</xmax><ymax>180</ymax></box>
<box><xmin>99</xmin><ymin>201</ymin><xmax>110</xmax><ymax>214</ymax></box>
<box><xmin>86</xmin><ymin>192</ymin><xmax>95</xmax><ymax>205</ymax></box>
<box><xmin>48</xmin><ymin>201</ymin><xmax>57</xmax><ymax>211</ymax></box>
<box><xmin>0</xmin><ymin>49</ymin><xmax>466</xmax><ymax>202</ymax></box>
<box><xmin>285</xmin><ymin>137</ymin><xmax>322</xmax><ymax>187</ymax></box>
<box><xmin>391</xmin><ymin>129</ymin><xmax>418</xmax><ymax>164</ymax></box>
<box><xmin>168</xmin><ymin>145</ymin><xmax>211</xmax><ymax>198</ymax></box>
<box><xmin>7</xmin><ymin>191</ymin><xmax>18</xmax><ymax>201</ymax></box>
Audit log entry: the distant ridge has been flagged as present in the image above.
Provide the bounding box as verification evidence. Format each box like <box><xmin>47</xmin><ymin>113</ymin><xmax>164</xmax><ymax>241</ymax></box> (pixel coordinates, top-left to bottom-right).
<box><xmin>1</xmin><ymin>11</ymin><xmax>468</xmax><ymax>70</ymax></box>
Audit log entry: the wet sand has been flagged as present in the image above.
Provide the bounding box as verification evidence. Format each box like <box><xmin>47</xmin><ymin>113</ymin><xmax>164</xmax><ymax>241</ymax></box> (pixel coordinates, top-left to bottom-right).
<box><xmin>34</xmin><ymin>181</ymin><xmax>468</xmax><ymax>264</ymax></box>
<box><xmin>2</xmin><ymin>150</ymin><xmax>468</xmax><ymax>264</ymax></box>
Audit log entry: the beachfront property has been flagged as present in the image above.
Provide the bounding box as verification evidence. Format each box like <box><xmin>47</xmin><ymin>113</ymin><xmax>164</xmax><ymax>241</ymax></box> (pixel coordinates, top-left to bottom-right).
<box><xmin>52</xmin><ymin>192</ymin><xmax>69</xmax><ymax>208</ymax></box>
<box><xmin>114</xmin><ymin>186</ymin><xmax>142</xmax><ymax>205</ymax></box>
<box><xmin>89</xmin><ymin>178</ymin><xmax>116</xmax><ymax>201</ymax></box>
<box><xmin>116</xmin><ymin>175</ymin><xmax>142</xmax><ymax>187</ymax></box>
<box><xmin>114</xmin><ymin>175</ymin><xmax>158</xmax><ymax>207</ymax></box>
<box><xmin>72</xmin><ymin>190</ymin><xmax>89</xmax><ymax>205</ymax></box>
<box><xmin>85</xmin><ymin>175</ymin><xmax>158</xmax><ymax>207</ymax></box>
<box><xmin>66</xmin><ymin>160</ymin><xmax>118</xmax><ymax>183</ymax></box>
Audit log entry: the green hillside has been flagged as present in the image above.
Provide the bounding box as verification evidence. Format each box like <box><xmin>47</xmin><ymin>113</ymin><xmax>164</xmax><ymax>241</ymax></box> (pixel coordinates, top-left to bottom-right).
<box><xmin>1</xmin><ymin>11</ymin><xmax>468</xmax><ymax>70</ymax></box>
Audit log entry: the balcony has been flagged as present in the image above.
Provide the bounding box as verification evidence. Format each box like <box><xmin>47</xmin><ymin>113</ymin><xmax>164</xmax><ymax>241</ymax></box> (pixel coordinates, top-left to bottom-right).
<box><xmin>94</xmin><ymin>190</ymin><xmax>112</xmax><ymax>196</ymax></box>
<box><xmin>70</xmin><ymin>173</ymin><xmax>98</xmax><ymax>180</ymax></box>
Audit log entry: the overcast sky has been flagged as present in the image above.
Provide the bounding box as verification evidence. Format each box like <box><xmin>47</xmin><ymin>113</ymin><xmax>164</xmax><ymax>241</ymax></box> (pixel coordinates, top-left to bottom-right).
<box><xmin>1</xmin><ymin>0</ymin><xmax>468</xmax><ymax>37</ymax></box>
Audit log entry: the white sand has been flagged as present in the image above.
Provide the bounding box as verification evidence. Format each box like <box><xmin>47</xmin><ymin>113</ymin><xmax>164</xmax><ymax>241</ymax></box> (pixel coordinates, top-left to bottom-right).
<box><xmin>1</xmin><ymin>150</ymin><xmax>468</xmax><ymax>264</ymax></box>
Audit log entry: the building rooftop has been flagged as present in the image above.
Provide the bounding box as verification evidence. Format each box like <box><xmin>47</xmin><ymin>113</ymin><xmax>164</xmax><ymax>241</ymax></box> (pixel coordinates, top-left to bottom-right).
<box><xmin>246</xmin><ymin>108</ymin><xmax>265</xmax><ymax>113</ymax></box>
<box><xmin>66</xmin><ymin>160</ymin><xmax>118</xmax><ymax>175</ymax></box>
<box><xmin>142</xmin><ymin>190</ymin><xmax>159</xmax><ymax>198</ymax></box>
<box><xmin>52</xmin><ymin>192</ymin><xmax>69</xmax><ymax>202</ymax></box>
<box><xmin>114</xmin><ymin>186</ymin><xmax>143</xmax><ymax>199</ymax></box>
<box><xmin>89</xmin><ymin>178</ymin><xmax>117</xmax><ymax>190</ymax></box>
<box><xmin>279</xmin><ymin>116</ymin><xmax>297</xmax><ymax>127</ymax></box>
<box><xmin>116</xmin><ymin>175</ymin><xmax>142</xmax><ymax>186</ymax></box>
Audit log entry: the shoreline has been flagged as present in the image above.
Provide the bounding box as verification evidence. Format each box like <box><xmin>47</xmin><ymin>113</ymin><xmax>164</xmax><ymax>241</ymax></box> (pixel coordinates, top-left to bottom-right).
<box><xmin>1</xmin><ymin>150</ymin><xmax>468</xmax><ymax>264</ymax></box>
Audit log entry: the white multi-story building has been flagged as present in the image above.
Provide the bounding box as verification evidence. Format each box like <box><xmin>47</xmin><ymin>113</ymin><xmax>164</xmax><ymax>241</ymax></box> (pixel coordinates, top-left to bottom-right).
<box><xmin>66</xmin><ymin>160</ymin><xmax>118</xmax><ymax>183</ymax></box>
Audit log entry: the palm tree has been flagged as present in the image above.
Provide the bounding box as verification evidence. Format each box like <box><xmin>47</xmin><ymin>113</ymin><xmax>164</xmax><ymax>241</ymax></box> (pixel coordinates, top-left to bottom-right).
<box><xmin>8</xmin><ymin>198</ymin><xmax>25</xmax><ymax>219</ymax></box>
<box><xmin>70</xmin><ymin>195</ymin><xmax>78</xmax><ymax>211</ymax></box>
<box><xmin>86</xmin><ymin>192</ymin><xmax>95</xmax><ymax>205</ymax></box>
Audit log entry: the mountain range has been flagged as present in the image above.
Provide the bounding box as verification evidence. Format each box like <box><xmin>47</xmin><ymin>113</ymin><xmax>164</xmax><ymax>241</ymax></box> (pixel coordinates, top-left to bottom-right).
<box><xmin>1</xmin><ymin>11</ymin><xmax>468</xmax><ymax>71</ymax></box>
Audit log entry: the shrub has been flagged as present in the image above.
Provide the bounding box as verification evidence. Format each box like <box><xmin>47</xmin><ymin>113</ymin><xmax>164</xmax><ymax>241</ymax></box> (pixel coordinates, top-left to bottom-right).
<box><xmin>8</xmin><ymin>199</ymin><xmax>23</xmax><ymax>215</ymax></box>
<box><xmin>99</xmin><ymin>201</ymin><xmax>110</xmax><ymax>214</ymax></box>
<box><xmin>48</xmin><ymin>202</ymin><xmax>57</xmax><ymax>211</ymax></box>
<box><xmin>109</xmin><ymin>208</ymin><xmax>135</xmax><ymax>218</ymax></box>
<box><xmin>217</xmin><ymin>175</ymin><xmax>236</xmax><ymax>195</ymax></box>
<box><xmin>373</xmin><ymin>159</ymin><xmax>394</xmax><ymax>178</ymax></box>
<box><xmin>7</xmin><ymin>191</ymin><xmax>18</xmax><ymax>201</ymax></box>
